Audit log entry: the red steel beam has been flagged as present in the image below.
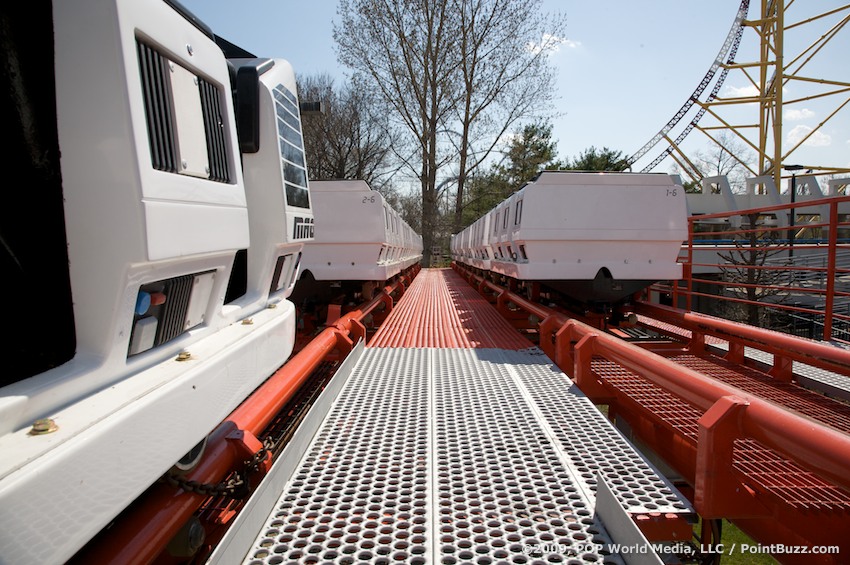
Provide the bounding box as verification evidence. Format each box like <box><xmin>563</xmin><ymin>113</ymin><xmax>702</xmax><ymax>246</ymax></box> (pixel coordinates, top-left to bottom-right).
<box><xmin>565</xmin><ymin>322</ymin><xmax>850</xmax><ymax>495</ymax></box>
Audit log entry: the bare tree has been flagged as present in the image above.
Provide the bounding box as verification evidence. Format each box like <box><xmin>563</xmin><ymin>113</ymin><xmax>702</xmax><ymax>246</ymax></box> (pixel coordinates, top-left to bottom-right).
<box><xmin>692</xmin><ymin>130</ymin><xmax>754</xmax><ymax>192</ymax></box>
<box><xmin>718</xmin><ymin>213</ymin><xmax>788</xmax><ymax>326</ymax></box>
<box><xmin>298</xmin><ymin>73</ymin><xmax>395</xmax><ymax>190</ymax></box>
<box><xmin>335</xmin><ymin>0</ymin><xmax>459</xmax><ymax>266</ymax></box>
<box><xmin>448</xmin><ymin>0</ymin><xmax>565</xmax><ymax>232</ymax></box>
<box><xmin>334</xmin><ymin>0</ymin><xmax>566</xmax><ymax>264</ymax></box>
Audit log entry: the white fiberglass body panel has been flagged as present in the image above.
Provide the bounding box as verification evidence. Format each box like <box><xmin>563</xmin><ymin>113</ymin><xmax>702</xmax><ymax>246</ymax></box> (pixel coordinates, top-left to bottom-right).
<box><xmin>301</xmin><ymin>180</ymin><xmax>423</xmax><ymax>282</ymax></box>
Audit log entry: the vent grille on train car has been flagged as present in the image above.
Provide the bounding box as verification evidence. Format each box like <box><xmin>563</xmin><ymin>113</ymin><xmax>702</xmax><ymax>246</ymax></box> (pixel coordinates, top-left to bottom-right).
<box><xmin>138</xmin><ymin>41</ymin><xmax>177</xmax><ymax>173</ymax></box>
<box><xmin>137</xmin><ymin>40</ymin><xmax>230</xmax><ymax>182</ymax></box>
<box><xmin>129</xmin><ymin>271</ymin><xmax>216</xmax><ymax>357</ymax></box>
<box><xmin>154</xmin><ymin>274</ymin><xmax>195</xmax><ymax>346</ymax></box>
<box><xmin>198</xmin><ymin>79</ymin><xmax>229</xmax><ymax>182</ymax></box>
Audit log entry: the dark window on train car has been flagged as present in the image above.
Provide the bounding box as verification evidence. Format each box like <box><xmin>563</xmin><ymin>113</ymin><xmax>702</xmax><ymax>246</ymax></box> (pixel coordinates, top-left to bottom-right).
<box><xmin>503</xmin><ymin>210</ymin><xmax>509</xmax><ymax>229</ymax></box>
<box><xmin>3</xmin><ymin>4</ymin><xmax>76</xmax><ymax>385</ymax></box>
<box><xmin>273</xmin><ymin>84</ymin><xmax>310</xmax><ymax>209</ymax></box>
<box><xmin>494</xmin><ymin>212</ymin><xmax>500</xmax><ymax>232</ymax></box>
<box><xmin>224</xmin><ymin>249</ymin><xmax>248</xmax><ymax>304</ymax></box>
<box><xmin>515</xmin><ymin>200</ymin><xmax>523</xmax><ymax>225</ymax></box>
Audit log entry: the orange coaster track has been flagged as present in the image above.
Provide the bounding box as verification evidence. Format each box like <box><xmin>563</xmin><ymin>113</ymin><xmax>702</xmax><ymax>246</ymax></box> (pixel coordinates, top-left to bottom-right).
<box><xmin>369</xmin><ymin>268</ymin><xmax>533</xmax><ymax>349</ymax></box>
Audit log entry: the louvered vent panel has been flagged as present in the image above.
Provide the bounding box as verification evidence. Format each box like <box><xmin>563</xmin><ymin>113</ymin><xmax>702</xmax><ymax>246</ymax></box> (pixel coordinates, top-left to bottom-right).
<box><xmin>199</xmin><ymin>78</ymin><xmax>230</xmax><ymax>182</ymax></box>
<box><xmin>137</xmin><ymin>41</ymin><xmax>230</xmax><ymax>183</ymax></box>
<box><xmin>154</xmin><ymin>274</ymin><xmax>194</xmax><ymax>346</ymax></box>
<box><xmin>137</xmin><ymin>41</ymin><xmax>177</xmax><ymax>173</ymax></box>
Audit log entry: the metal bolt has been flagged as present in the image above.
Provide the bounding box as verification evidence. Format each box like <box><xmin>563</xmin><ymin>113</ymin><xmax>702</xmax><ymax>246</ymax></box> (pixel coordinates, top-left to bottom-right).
<box><xmin>29</xmin><ymin>418</ymin><xmax>58</xmax><ymax>435</ymax></box>
<box><xmin>176</xmin><ymin>351</ymin><xmax>192</xmax><ymax>362</ymax></box>
<box><xmin>186</xmin><ymin>43</ymin><xmax>193</xmax><ymax>56</ymax></box>
<box><xmin>181</xmin><ymin>159</ymin><xmax>188</xmax><ymax>170</ymax></box>
<box><xmin>267</xmin><ymin>303</ymin><xmax>277</xmax><ymax>309</ymax></box>
<box><xmin>242</xmin><ymin>318</ymin><xmax>254</xmax><ymax>325</ymax></box>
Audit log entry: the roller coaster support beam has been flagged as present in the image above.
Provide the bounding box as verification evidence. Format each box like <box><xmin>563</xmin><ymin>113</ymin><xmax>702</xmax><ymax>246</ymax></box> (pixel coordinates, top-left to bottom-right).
<box><xmin>76</xmin><ymin>274</ymin><xmax>412</xmax><ymax>565</ymax></box>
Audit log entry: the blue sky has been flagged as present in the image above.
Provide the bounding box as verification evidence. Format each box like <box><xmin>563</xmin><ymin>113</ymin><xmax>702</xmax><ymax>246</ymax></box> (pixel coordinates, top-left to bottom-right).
<box><xmin>180</xmin><ymin>1</ymin><xmax>849</xmax><ymax>178</ymax></box>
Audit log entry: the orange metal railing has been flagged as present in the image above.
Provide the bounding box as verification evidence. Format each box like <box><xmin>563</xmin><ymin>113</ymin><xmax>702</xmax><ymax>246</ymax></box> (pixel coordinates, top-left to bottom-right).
<box><xmin>666</xmin><ymin>195</ymin><xmax>850</xmax><ymax>343</ymax></box>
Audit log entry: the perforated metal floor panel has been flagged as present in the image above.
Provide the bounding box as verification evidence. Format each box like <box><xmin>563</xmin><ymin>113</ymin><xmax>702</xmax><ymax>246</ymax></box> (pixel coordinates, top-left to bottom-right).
<box><xmin>238</xmin><ymin>348</ymin><xmax>693</xmax><ymax>564</ymax></box>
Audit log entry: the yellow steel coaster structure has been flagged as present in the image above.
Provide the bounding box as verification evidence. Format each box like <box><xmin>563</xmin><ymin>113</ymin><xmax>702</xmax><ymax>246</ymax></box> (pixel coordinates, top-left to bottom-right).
<box><xmin>627</xmin><ymin>0</ymin><xmax>850</xmax><ymax>191</ymax></box>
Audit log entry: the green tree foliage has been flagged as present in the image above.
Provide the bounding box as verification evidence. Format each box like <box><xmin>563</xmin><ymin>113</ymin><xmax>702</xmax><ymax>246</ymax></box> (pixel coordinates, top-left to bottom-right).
<box><xmin>460</xmin><ymin>121</ymin><xmax>562</xmax><ymax>227</ymax></box>
<box><xmin>502</xmin><ymin>122</ymin><xmax>564</xmax><ymax>186</ymax></box>
<box><xmin>682</xmin><ymin>179</ymin><xmax>702</xmax><ymax>193</ymax></box>
<box><xmin>564</xmin><ymin>146</ymin><xmax>629</xmax><ymax>171</ymax></box>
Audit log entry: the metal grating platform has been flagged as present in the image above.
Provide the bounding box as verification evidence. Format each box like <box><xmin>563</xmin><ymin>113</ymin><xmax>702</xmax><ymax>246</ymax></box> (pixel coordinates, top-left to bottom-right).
<box><xmin>236</xmin><ymin>347</ymin><xmax>693</xmax><ymax>564</ymax></box>
<box><xmin>666</xmin><ymin>353</ymin><xmax>850</xmax><ymax>435</ymax></box>
<box><xmin>499</xmin><ymin>350</ymin><xmax>691</xmax><ymax>516</ymax></box>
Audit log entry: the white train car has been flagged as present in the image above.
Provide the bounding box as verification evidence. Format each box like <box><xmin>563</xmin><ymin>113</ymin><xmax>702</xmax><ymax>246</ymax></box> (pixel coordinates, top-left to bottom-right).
<box><xmin>451</xmin><ymin>213</ymin><xmax>492</xmax><ymax>271</ymax></box>
<box><xmin>0</xmin><ymin>1</ymin><xmax>312</xmax><ymax>562</ymax></box>
<box><xmin>455</xmin><ymin>171</ymin><xmax>687</xmax><ymax>304</ymax></box>
<box><xmin>291</xmin><ymin>180</ymin><xmax>422</xmax><ymax>305</ymax></box>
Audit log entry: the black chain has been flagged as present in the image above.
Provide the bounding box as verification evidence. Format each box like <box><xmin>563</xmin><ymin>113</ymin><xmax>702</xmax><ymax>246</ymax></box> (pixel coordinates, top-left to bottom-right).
<box><xmin>162</xmin><ymin>437</ymin><xmax>274</xmax><ymax>500</ymax></box>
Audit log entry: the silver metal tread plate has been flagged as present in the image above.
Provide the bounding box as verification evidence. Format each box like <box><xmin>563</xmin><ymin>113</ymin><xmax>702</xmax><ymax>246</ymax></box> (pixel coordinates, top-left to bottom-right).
<box><xmin>240</xmin><ymin>347</ymin><xmax>693</xmax><ymax>564</ymax></box>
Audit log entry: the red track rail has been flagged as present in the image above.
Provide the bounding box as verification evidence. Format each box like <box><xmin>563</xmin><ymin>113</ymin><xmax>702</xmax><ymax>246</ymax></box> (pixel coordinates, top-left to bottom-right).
<box><xmin>369</xmin><ymin>268</ymin><xmax>533</xmax><ymax>349</ymax></box>
<box><xmin>453</xmin><ymin>261</ymin><xmax>850</xmax><ymax>563</ymax></box>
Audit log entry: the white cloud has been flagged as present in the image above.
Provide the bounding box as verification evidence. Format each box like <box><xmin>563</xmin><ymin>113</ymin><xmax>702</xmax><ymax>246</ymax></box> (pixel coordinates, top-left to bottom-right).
<box><xmin>724</xmin><ymin>84</ymin><xmax>760</xmax><ymax>98</ymax></box>
<box><xmin>527</xmin><ymin>34</ymin><xmax>574</xmax><ymax>55</ymax></box>
<box><xmin>784</xmin><ymin>108</ymin><xmax>815</xmax><ymax>121</ymax></box>
<box><xmin>787</xmin><ymin>124</ymin><xmax>831</xmax><ymax>147</ymax></box>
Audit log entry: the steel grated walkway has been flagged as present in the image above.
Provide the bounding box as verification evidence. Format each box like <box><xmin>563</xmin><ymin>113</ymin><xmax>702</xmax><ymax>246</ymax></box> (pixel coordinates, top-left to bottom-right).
<box><xmin>210</xmin><ymin>270</ymin><xmax>694</xmax><ymax>564</ymax></box>
<box><xmin>236</xmin><ymin>347</ymin><xmax>692</xmax><ymax>564</ymax></box>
